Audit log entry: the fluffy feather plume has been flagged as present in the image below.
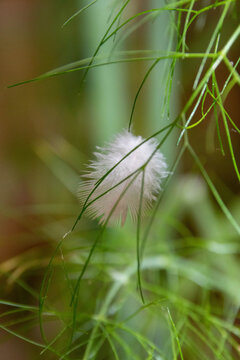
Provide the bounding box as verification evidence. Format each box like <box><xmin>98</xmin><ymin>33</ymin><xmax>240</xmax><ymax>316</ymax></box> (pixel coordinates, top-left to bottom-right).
<box><xmin>78</xmin><ymin>130</ymin><xmax>168</xmax><ymax>225</ymax></box>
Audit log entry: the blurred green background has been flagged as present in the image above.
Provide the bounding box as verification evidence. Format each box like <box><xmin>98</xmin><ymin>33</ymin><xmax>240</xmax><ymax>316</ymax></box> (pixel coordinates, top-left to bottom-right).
<box><xmin>0</xmin><ymin>0</ymin><xmax>240</xmax><ymax>359</ymax></box>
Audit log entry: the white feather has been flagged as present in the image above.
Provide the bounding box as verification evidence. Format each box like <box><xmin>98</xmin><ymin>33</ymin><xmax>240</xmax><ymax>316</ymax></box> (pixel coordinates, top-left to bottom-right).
<box><xmin>78</xmin><ymin>130</ymin><xmax>168</xmax><ymax>225</ymax></box>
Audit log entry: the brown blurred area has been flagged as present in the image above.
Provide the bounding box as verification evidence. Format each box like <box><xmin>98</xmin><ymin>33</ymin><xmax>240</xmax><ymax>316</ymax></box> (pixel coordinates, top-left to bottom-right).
<box><xmin>0</xmin><ymin>0</ymin><xmax>82</xmax><ymax>262</ymax></box>
<box><xmin>180</xmin><ymin>5</ymin><xmax>240</xmax><ymax>198</ymax></box>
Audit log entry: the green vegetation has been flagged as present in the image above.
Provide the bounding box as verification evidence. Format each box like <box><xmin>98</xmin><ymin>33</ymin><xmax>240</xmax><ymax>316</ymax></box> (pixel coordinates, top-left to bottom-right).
<box><xmin>1</xmin><ymin>0</ymin><xmax>239</xmax><ymax>359</ymax></box>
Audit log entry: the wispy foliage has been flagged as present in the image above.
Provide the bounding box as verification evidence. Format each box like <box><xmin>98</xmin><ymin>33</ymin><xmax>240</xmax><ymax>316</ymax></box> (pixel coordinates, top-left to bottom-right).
<box><xmin>2</xmin><ymin>0</ymin><xmax>240</xmax><ymax>359</ymax></box>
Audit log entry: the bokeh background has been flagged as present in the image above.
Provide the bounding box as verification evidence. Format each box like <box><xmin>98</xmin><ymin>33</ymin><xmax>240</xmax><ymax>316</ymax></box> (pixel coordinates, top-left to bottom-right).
<box><xmin>1</xmin><ymin>0</ymin><xmax>239</xmax><ymax>359</ymax></box>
